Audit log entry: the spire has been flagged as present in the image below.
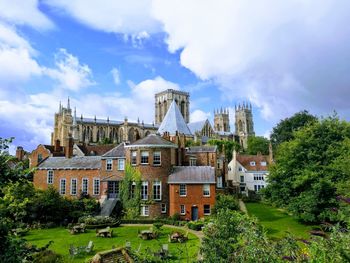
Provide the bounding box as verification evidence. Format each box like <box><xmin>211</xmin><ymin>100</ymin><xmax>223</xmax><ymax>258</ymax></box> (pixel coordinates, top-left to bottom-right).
<box><xmin>107</xmin><ymin>116</ymin><xmax>109</xmax><ymax>123</ymax></box>
<box><xmin>80</xmin><ymin>114</ymin><xmax>83</xmax><ymax>120</ymax></box>
<box><xmin>67</xmin><ymin>97</ymin><xmax>70</xmax><ymax>110</ymax></box>
<box><xmin>73</xmin><ymin>107</ymin><xmax>77</xmax><ymax>126</ymax></box>
<box><xmin>220</xmin><ymin>107</ymin><xmax>223</xmax><ymax>114</ymax></box>
<box><xmin>58</xmin><ymin>101</ymin><xmax>62</xmax><ymax>113</ymax></box>
<box><xmin>94</xmin><ymin>115</ymin><xmax>96</xmax><ymax>123</ymax></box>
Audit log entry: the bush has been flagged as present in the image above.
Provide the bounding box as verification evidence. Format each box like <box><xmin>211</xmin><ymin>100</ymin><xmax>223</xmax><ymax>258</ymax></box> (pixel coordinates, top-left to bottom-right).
<box><xmin>212</xmin><ymin>194</ymin><xmax>239</xmax><ymax>214</ymax></box>
<box><xmin>78</xmin><ymin>215</ymin><xmax>119</xmax><ymax>228</ymax></box>
<box><xmin>32</xmin><ymin>250</ymin><xmax>63</xmax><ymax>263</ymax></box>
<box><xmin>187</xmin><ymin>221</ymin><xmax>204</xmax><ymax>231</ymax></box>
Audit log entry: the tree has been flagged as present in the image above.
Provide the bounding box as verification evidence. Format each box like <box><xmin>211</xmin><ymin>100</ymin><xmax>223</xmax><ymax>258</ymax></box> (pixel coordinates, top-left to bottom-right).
<box><xmin>264</xmin><ymin>115</ymin><xmax>350</xmax><ymax>222</ymax></box>
<box><xmin>270</xmin><ymin>110</ymin><xmax>317</xmax><ymax>148</ymax></box>
<box><xmin>246</xmin><ymin>136</ymin><xmax>270</xmax><ymax>155</ymax></box>
<box><xmin>207</xmin><ymin>139</ymin><xmax>241</xmax><ymax>161</ymax></box>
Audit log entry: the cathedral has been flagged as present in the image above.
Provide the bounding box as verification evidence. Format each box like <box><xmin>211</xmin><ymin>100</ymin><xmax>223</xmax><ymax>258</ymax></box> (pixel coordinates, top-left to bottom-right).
<box><xmin>51</xmin><ymin>89</ymin><xmax>255</xmax><ymax>149</ymax></box>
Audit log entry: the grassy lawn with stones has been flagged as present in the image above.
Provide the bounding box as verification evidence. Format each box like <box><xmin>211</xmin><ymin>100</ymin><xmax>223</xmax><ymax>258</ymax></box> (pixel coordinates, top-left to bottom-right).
<box><xmin>245</xmin><ymin>202</ymin><xmax>317</xmax><ymax>239</ymax></box>
<box><xmin>25</xmin><ymin>225</ymin><xmax>200</xmax><ymax>262</ymax></box>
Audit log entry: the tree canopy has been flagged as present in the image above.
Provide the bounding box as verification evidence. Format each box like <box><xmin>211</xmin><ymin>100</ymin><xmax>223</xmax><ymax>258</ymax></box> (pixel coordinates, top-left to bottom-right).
<box><xmin>246</xmin><ymin>136</ymin><xmax>270</xmax><ymax>155</ymax></box>
<box><xmin>264</xmin><ymin>115</ymin><xmax>350</xmax><ymax>222</ymax></box>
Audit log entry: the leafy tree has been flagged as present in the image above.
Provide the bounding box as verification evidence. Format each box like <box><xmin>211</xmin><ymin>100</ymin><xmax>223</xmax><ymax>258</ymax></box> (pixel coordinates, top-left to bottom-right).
<box><xmin>120</xmin><ymin>164</ymin><xmax>141</xmax><ymax>219</ymax></box>
<box><xmin>212</xmin><ymin>194</ymin><xmax>239</xmax><ymax>214</ymax></box>
<box><xmin>246</xmin><ymin>136</ymin><xmax>270</xmax><ymax>155</ymax></box>
<box><xmin>207</xmin><ymin>139</ymin><xmax>240</xmax><ymax>161</ymax></box>
<box><xmin>270</xmin><ymin>110</ymin><xmax>317</xmax><ymax>148</ymax></box>
<box><xmin>264</xmin><ymin>115</ymin><xmax>350</xmax><ymax>222</ymax></box>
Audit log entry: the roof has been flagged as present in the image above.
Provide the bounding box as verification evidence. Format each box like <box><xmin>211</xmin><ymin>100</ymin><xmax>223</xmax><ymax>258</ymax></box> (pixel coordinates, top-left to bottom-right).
<box><xmin>168</xmin><ymin>166</ymin><xmax>216</xmax><ymax>184</ymax></box>
<box><xmin>77</xmin><ymin>118</ymin><xmax>158</xmax><ymax>129</ymax></box>
<box><xmin>37</xmin><ymin>156</ymin><xmax>101</xmax><ymax>170</ymax></box>
<box><xmin>125</xmin><ymin>134</ymin><xmax>177</xmax><ymax>148</ymax></box>
<box><xmin>187</xmin><ymin>120</ymin><xmax>207</xmax><ymax>134</ymax></box>
<box><xmin>236</xmin><ymin>154</ymin><xmax>269</xmax><ymax>171</ymax></box>
<box><xmin>102</xmin><ymin>143</ymin><xmax>126</xmax><ymax>158</ymax></box>
<box><xmin>76</xmin><ymin>144</ymin><xmax>115</xmax><ymax>156</ymax></box>
<box><xmin>186</xmin><ymin>145</ymin><xmax>217</xmax><ymax>153</ymax></box>
<box><xmin>157</xmin><ymin>100</ymin><xmax>192</xmax><ymax>136</ymax></box>
<box><xmin>42</xmin><ymin>145</ymin><xmax>65</xmax><ymax>156</ymax></box>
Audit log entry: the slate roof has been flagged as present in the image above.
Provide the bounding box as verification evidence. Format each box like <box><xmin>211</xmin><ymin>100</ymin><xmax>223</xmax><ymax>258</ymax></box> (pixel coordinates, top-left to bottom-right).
<box><xmin>236</xmin><ymin>154</ymin><xmax>269</xmax><ymax>172</ymax></box>
<box><xmin>187</xmin><ymin>120</ymin><xmax>207</xmax><ymax>134</ymax></box>
<box><xmin>76</xmin><ymin>144</ymin><xmax>115</xmax><ymax>156</ymax></box>
<box><xmin>168</xmin><ymin>166</ymin><xmax>216</xmax><ymax>184</ymax></box>
<box><xmin>186</xmin><ymin>145</ymin><xmax>217</xmax><ymax>153</ymax></box>
<box><xmin>77</xmin><ymin>118</ymin><xmax>158</xmax><ymax>129</ymax></box>
<box><xmin>157</xmin><ymin>100</ymin><xmax>192</xmax><ymax>136</ymax></box>
<box><xmin>37</xmin><ymin>156</ymin><xmax>101</xmax><ymax>170</ymax></box>
<box><xmin>102</xmin><ymin>143</ymin><xmax>126</xmax><ymax>158</ymax></box>
<box><xmin>42</xmin><ymin>145</ymin><xmax>65</xmax><ymax>156</ymax></box>
<box><xmin>125</xmin><ymin>134</ymin><xmax>177</xmax><ymax>148</ymax></box>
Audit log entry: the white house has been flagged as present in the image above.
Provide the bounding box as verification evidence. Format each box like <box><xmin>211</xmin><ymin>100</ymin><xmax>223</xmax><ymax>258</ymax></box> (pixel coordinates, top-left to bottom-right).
<box><xmin>227</xmin><ymin>151</ymin><xmax>271</xmax><ymax>195</ymax></box>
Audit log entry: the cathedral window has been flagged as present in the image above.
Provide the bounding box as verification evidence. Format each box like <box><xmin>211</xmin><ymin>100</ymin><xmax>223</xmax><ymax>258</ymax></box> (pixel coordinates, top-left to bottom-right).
<box><xmin>106</xmin><ymin>159</ymin><xmax>113</xmax><ymax>170</ymax></box>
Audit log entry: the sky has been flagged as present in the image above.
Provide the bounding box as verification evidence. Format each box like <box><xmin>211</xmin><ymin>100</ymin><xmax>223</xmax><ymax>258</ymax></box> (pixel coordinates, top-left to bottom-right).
<box><xmin>1</xmin><ymin>0</ymin><xmax>350</xmax><ymax>153</ymax></box>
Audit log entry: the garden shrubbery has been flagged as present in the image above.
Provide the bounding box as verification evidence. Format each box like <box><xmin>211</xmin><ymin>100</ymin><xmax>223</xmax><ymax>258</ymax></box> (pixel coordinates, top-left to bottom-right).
<box><xmin>78</xmin><ymin>215</ymin><xmax>120</xmax><ymax>228</ymax></box>
<box><xmin>187</xmin><ymin>221</ymin><xmax>204</xmax><ymax>231</ymax></box>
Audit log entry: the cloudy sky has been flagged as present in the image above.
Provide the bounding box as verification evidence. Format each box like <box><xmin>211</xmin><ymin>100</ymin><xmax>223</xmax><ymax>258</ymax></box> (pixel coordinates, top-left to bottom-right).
<box><xmin>1</xmin><ymin>0</ymin><xmax>350</xmax><ymax>153</ymax></box>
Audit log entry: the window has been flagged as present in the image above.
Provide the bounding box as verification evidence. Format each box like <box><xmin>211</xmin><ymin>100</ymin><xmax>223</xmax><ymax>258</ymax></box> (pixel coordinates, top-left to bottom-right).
<box><xmin>60</xmin><ymin>179</ymin><xmax>66</xmax><ymax>195</ymax></box>
<box><xmin>180</xmin><ymin>205</ymin><xmax>185</xmax><ymax>215</ymax></box>
<box><xmin>118</xmin><ymin>159</ymin><xmax>125</xmax><ymax>170</ymax></box>
<box><xmin>254</xmin><ymin>174</ymin><xmax>264</xmax><ymax>181</ymax></box>
<box><xmin>203</xmin><ymin>184</ymin><xmax>210</xmax><ymax>197</ymax></box>
<box><xmin>141</xmin><ymin>205</ymin><xmax>149</xmax><ymax>216</ymax></box>
<box><xmin>240</xmin><ymin>175</ymin><xmax>244</xmax><ymax>183</ymax></box>
<box><xmin>141</xmin><ymin>181</ymin><xmax>148</xmax><ymax>200</ymax></box>
<box><xmin>47</xmin><ymin>170</ymin><xmax>54</xmax><ymax>184</ymax></box>
<box><xmin>189</xmin><ymin>158</ymin><xmax>196</xmax><ymax>166</ymax></box>
<box><xmin>131</xmin><ymin>151</ymin><xmax>137</xmax><ymax>165</ymax></box>
<box><xmin>250</xmin><ymin>161</ymin><xmax>256</xmax><ymax>166</ymax></box>
<box><xmin>130</xmin><ymin>182</ymin><xmax>136</xmax><ymax>198</ymax></box>
<box><xmin>238</xmin><ymin>167</ymin><xmax>243</xmax><ymax>171</ymax></box>
<box><xmin>261</xmin><ymin>161</ymin><xmax>267</xmax><ymax>166</ymax></box>
<box><xmin>153</xmin><ymin>181</ymin><xmax>161</xmax><ymax>200</ymax></box>
<box><xmin>204</xmin><ymin>204</ymin><xmax>211</xmax><ymax>215</ymax></box>
<box><xmin>254</xmin><ymin>185</ymin><xmax>264</xmax><ymax>192</ymax></box>
<box><xmin>82</xmin><ymin>178</ymin><xmax>88</xmax><ymax>194</ymax></box>
<box><xmin>161</xmin><ymin>203</ymin><xmax>167</xmax><ymax>213</ymax></box>
<box><xmin>71</xmin><ymin>178</ymin><xmax>77</xmax><ymax>195</ymax></box>
<box><xmin>38</xmin><ymin>154</ymin><xmax>43</xmax><ymax>163</ymax></box>
<box><xmin>106</xmin><ymin>159</ymin><xmax>113</xmax><ymax>170</ymax></box>
<box><xmin>153</xmin><ymin>151</ymin><xmax>161</xmax><ymax>165</ymax></box>
<box><xmin>179</xmin><ymin>184</ymin><xmax>187</xmax><ymax>196</ymax></box>
<box><xmin>93</xmin><ymin>178</ymin><xmax>100</xmax><ymax>195</ymax></box>
<box><xmin>141</xmin><ymin>151</ymin><xmax>149</xmax><ymax>164</ymax></box>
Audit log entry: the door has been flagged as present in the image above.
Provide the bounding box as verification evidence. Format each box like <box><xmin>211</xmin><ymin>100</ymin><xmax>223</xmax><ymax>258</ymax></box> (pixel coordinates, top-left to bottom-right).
<box><xmin>191</xmin><ymin>206</ymin><xmax>198</xmax><ymax>221</ymax></box>
<box><xmin>108</xmin><ymin>181</ymin><xmax>119</xmax><ymax>199</ymax></box>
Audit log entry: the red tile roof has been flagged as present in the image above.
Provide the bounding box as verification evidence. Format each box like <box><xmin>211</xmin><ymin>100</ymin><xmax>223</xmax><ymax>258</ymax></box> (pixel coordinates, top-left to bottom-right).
<box><xmin>236</xmin><ymin>154</ymin><xmax>269</xmax><ymax>171</ymax></box>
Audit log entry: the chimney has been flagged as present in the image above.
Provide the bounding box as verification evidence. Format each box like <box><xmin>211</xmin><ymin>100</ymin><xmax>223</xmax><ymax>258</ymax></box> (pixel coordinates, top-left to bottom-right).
<box><xmin>16</xmin><ymin>146</ymin><xmax>24</xmax><ymax>161</ymax></box>
<box><xmin>54</xmin><ymin>139</ymin><xmax>61</xmax><ymax>152</ymax></box>
<box><xmin>65</xmin><ymin>136</ymin><xmax>74</xmax><ymax>158</ymax></box>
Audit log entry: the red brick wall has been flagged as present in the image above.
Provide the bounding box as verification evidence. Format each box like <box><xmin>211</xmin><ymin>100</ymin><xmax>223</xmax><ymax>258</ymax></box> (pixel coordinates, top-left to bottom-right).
<box><xmin>184</xmin><ymin>152</ymin><xmax>217</xmax><ymax>167</ymax></box>
<box><xmin>169</xmin><ymin>184</ymin><xmax>216</xmax><ymax>220</ymax></box>
<box><xmin>29</xmin><ymin>145</ymin><xmax>51</xmax><ymax>168</ymax></box>
<box><xmin>33</xmin><ymin>169</ymin><xmax>101</xmax><ymax>199</ymax></box>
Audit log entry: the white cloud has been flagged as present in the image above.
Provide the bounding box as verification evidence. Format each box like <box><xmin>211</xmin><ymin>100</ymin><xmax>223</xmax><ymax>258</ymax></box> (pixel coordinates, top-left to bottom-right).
<box><xmin>0</xmin><ymin>0</ymin><xmax>53</xmax><ymax>30</ymax></box>
<box><xmin>151</xmin><ymin>0</ymin><xmax>350</xmax><ymax>123</ymax></box>
<box><xmin>43</xmin><ymin>49</ymin><xmax>95</xmax><ymax>91</ymax></box>
<box><xmin>44</xmin><ymin>0</ymin><xmax>160</xmax><ymax>36</ymax></box>
<box><xmin>111</xmin><ymin>68</ymin><xmax>120</xmax><ymax>85</ymax></box>
<box><xmin>190</xmin><ymin>110</ymin><xmax>210</xmax><ymax>123</ymax></box>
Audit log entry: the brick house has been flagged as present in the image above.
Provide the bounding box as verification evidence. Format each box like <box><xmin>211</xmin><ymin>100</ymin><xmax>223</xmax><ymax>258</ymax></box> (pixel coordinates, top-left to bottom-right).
<box><xmin>168</xmin><ymin>166</ymin><xmax>216</xmax><ymax>220</ymax></box>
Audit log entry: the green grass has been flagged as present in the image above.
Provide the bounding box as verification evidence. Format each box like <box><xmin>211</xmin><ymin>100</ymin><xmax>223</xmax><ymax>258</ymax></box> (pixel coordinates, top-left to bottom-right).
<box><xmin>25</xmin><ymin>226</ymin><xmax>200</xmax><ymax>262</ymax></box>
<box><xmin>246</xmin><ymin>202</ymin><xmax>317</xmax><ymax>239</ymax></box>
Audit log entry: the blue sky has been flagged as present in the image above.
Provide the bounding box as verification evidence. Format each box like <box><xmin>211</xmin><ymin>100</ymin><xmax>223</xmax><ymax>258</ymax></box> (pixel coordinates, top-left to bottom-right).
<box><xmin>1</xmin><ymin>0</ymin><xmax>350</xmax><ymax>153</ymax></box>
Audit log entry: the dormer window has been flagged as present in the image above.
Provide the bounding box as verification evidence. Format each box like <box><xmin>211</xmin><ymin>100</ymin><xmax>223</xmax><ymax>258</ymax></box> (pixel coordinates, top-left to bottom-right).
<box><xmin>261</xmin><ymin>161</ymin><xmax>267</xmax><ymax>166</ymax></box>
<box><xmin>250</xmin><ymin>161</ymin><xmax>256</xmax><ymax>166</ymax></box>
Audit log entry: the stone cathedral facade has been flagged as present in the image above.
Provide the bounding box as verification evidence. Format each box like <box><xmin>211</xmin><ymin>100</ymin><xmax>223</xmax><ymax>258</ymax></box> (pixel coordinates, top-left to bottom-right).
<box><xmin>51</xmin><ymin>89</ymin><xmax>255</xmax><ymax>149</ymax></box>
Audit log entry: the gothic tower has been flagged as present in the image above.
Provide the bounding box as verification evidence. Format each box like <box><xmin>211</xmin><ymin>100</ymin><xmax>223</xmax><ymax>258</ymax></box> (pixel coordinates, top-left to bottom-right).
<box><xmin>51</xmin><ymin>98</ymin><xmax>73</xmax><ymax>147</ymax></box>
<box><xmin>214</xmin><ymin>108</ymin><xmax>230</xmax><ymax>132</ymax></box>
<box><xmin>235</xmin><ymin>102</ymin><xmax>255</xmax><ymax>149</ymax></box>
<box><xmin>155</xmin><ymin>89</ymin><xmax>190</xmax><ymax>125</ymax></box>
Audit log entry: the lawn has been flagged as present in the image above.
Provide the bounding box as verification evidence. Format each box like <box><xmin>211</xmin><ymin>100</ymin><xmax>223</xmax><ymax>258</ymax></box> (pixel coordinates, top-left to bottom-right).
<box><xmin>25</xmin><ymin>225</ymin><xmax>200</xmax><ymax>262</ymax></box>
<box><xmin>245</xmin><ymin>202</ymin><xmax>317</xmax><ymax>239</ymax></box>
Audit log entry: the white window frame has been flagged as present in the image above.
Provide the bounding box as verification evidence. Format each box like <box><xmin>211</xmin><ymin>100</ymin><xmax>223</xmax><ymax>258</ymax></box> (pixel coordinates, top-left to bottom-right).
<box><xmin>261</xmin><ymin>161</ymin><xmax>267</xmax><ymax>166</ymax></box>
<box><xmin>118</xmin><ymin>158</ymin><xmax>125</xmax><ymax>170</ymax></box>
<box><xmin>60</xmin><ymin>179</ymin><xmax>66</xmax><ymax>195</ymax></box>
<box><xmin>180</xmin><ymin>204</ymin><xmax>185</xmax><ymax>215</ymax></box>
<box><xmin>140</xmin><ymin>151</ymin><xmax>149</xmax><ymax>164</ymax></box>
<box><xmin>71</xmin><ymin>178</ymin><xmax>77</xmax><ymax>195</ymax></box>
<box><xmin>153</xmin><ymin>181</ymin><xmax>162</xmax><ymax>200</ymax></box>
<box><xmin>47</xmin><ymin>170</ymin><xmax>54</xmax><ymax>184</ymax></box>
<box><xmin>131</xmin><ymin>151</ymin><xmax>137</xmax><ymax>165</ymax></box>
<box><xmin>203</xmin><ymin>184</ymin><xmax>210</xmax><ymax>197</ymax></box>
<box><xmin>204</xmin><ymin>204</ymin><xmax>211</xmax><ymax>215</ymax></box>
<box><xmin>179</xmin><ymin>184</ymin><xmax>187</xmax><ymax>197</ymax></box>
<box><xmin>161</xmin><ymin>203</ymin><xmax>167</xmax><ymax>213</ymax></box>
<box><xmin>189</xmin><ymin>158</ymin><xmax>196</xmax><ymax>166</ymax></box>
<box><xmin>153</xmin><ymin>151</ymin><xmax>161</xmax><ymax>166</ymax></box>
<box><xmin>106</xmin><ymin>159</ymin><xmax>113</xmax><ymax>171</ymax></box>
<box><xmin>141</xmin><ymin>205</ymin><xmax>149</xmax><ymax>216</ymax></box>
<box><xmin>93</xmin><ymin>178</ymin><xmax>100</xmax><ymax>195</ymax></box>
<box><xmin>82</xmin><ymin>178</ymin><xmax>89</xmax><ymax>195</ymax></box>
<box><xmin>141</xmin><ymin>181</ymin><xmax>148</xmax><ymax>200</ymax></box>
<box><xmin>250</xmin><ymin>161</ymin><xmax>256</xmax><ymax>166</ymax></box>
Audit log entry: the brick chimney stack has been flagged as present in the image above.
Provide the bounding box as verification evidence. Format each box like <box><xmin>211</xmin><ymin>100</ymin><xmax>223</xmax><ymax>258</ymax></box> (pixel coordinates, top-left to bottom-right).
<box><xmin>16</xmin><ymin>146</ymin><xmax>24</xmax><ymax>161</ymax></box>
<box><xmin>54</xmin><ymin>139</ymin><xmax>61</xmax><ymax>153</ymax></box>
<box><xmin>65</xmin><ymin>136</ymin><xmax>74</xmax><ymax>158</ymax></box>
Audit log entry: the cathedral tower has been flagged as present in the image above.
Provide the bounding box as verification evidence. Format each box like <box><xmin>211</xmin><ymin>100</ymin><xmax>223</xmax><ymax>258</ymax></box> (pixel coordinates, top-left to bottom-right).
<box><xmin>214</xmin><ymin>108</ymin><xmax>230</xmax><ymax>132</ymax></box>
<box><xmin>51</xmin><ymin>98</ymin><xmax>73</xmax><ymax>147</ymax></box>
<box><xmin>155</xmin><ymin>89</ymin><xmax>190</xmax><ymax>125</ymax></box>
<box><xmin>235</xmin><ymin>102</ymin><xmax>255</xmax><ymax>149</ymax></box>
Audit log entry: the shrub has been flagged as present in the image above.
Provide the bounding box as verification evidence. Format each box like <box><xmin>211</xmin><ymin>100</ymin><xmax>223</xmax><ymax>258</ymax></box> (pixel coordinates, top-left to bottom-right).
<box><xmin>78</xmin><ymin>215</ymin><xmax>119</xmax><ymax>227</ymax></box>
<box><xmin>212</xmin><ymin>193</ymin><xmax>239</xmax><ymax>214</ymax></box>
<box><xmin>32</xmin><ymin>250</ymin><xmax>63</xmax><ymax>263</ymax></box>
<box><xmin>187</xmin><ymin>221</ymin><xmax>204</xmax><ymax>231</ymax></box>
